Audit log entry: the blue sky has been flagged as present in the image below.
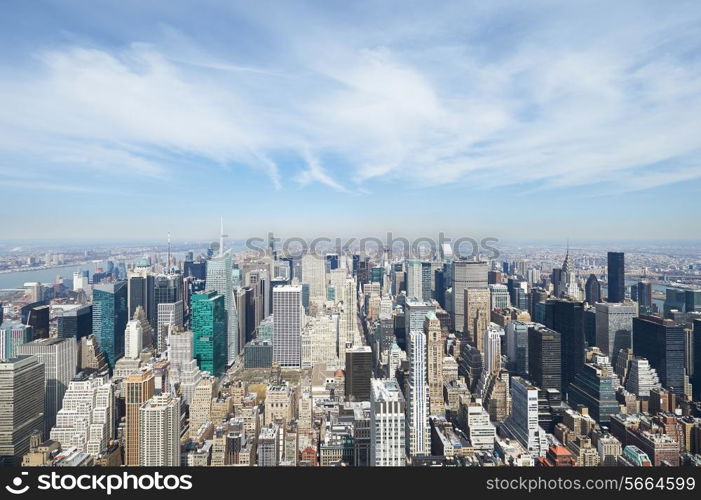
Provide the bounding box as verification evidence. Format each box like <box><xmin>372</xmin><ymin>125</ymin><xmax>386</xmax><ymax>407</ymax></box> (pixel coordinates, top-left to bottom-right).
<box><xmin>1</xmin><ymin>0</ymin><xmax>701</xmax><ymax>242</ymax></box>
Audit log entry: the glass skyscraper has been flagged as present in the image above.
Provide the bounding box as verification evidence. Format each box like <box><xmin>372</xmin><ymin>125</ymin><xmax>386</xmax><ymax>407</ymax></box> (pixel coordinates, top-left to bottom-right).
<box><xmin>192</xmin><ymin>291</ymin><xmax>227</xmax><ymax>377</ymax></box>
<box><xmin>92</xmin><ymin>281</ymin><xmax>128</xmax><ymax>369</ymax></box>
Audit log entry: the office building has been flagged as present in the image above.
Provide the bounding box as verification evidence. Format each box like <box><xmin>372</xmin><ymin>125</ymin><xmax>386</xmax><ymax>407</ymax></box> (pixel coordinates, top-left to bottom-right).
<box><xmin>16</xmin><ymin>338</ymin><xmax>76</xmax><ymax>436</ymax></box>
<box><xmin>528</xmin><ymin>325</ymin><xmax>562</xmax><ymax>393</ymax></box>
<box><xmin>451</xmin><ymin>260</ymin><xmax>488</xmax><ymax>334</ymax></box>
<box><xmin>124</xmin><ymin>370</ymin><xmax>155</xmax><ymax>466</ymax></box>
<box><xmin>92</xmin><ymin>282</ymin><xmax>128</xmax><ymax>369</ymax></box>
<box><xmin>345</xmin><ymin>346</ymin><xmax>373</xmax><ymax>402</ymax></box>
<box><xmin>0</xmin><ymin>356</ymin><xmax>45</xmax><ymax>465</ymax></box>
<box><xmin>633</xmin><ymin>316</ymin><xmax>685</xmax><ymax>394</ymax></box>
<box><xmin>192</xmin><ymin>291</ymin><xmax>227</xmax><ymax>377</ymax></box>
<box><xmin>595</xmin><ymin>301</ymin><xmax>636</xmax><ymax>365</ymax></box>
<box><xmin>139</xmin><ymin>393</ymin><xmax>181</xmax><ymax>466</ymax></box>
<box><xmin>273</xmin><ymin>285</ymin><xmax>304</xmax><ymax>368</ymax></box>
<box><xmin>607</xmin><ymin>252</ymin><xmax>625</xmax><ymax>303</ymax></box>
<box><xmin>370</xmin><ymin>378</ymin><xmax>406</xmax><ymax>466</ymax></box>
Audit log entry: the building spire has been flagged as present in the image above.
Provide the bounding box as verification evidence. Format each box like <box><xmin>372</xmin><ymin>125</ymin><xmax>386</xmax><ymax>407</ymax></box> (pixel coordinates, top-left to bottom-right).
<box><xmin>167</xmin><ymin>231</ymin><xmax>171</xmax><ymax>272</ymax></box>
<box><xmin>219</xmin><ymin>217</ymin><xmax>228</xmax><ymax>256</ymax></box>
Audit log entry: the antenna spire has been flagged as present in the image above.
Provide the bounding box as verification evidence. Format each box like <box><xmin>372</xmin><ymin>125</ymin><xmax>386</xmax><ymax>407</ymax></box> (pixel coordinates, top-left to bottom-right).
<box><xmin>219</xmin><ymin>217</ymin><xmax>228</xmax><ymax>256</ymax></box>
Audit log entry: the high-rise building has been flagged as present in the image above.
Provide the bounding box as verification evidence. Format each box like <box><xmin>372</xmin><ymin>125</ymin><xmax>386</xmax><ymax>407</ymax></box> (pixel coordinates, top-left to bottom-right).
<box><xmin>156</xmin><ymin>300</ymin><xmax>184</xmax><ymax>352</ymax></box>
<box><xmin>0</xmin><ymin>356</ymin><xmax>45</xmax><ymax>465</ymax></box>
<box><xmin>464</xmin><ymin>288</ymin><xmax>490</xmax><ymax>348</ymax></box>
<box><xmin>505</xmin><ymin>321</ymin><xmax>530</xmax><ymax>376</ymax></box>
<box><xmin>693</xmin><ymin>319</ymin><xmax>701</xmax><ymax>400</ymax></box>
<box><xmin>549</xmin><ymin>299</ymin><xmax>585</xmax><ymax>395</ymax></box>
<box><xmin>483</xmin><ymin>323</ymin><xmax>503</xmax><ymax>375</ymax></box>
<box><xmin>567</xmin><ymin>361</ymin><xmax>620</xmax><ymax>425</ymax></box>
<box><xmin>607</xmin><ymin>252</ymin><xmax>625</xmax><ymax>303</ymax></box>
<box><xmin>192</xmin><ymin>291</ymin><xmax>227</xmax><ymax>377</ymax></box>
<box><xmin>489</xmin><ymin>284</ymin><xmax>510</xmax><ymax>311</ymax></box>
<box><xmin>405</xmin><ymin>260</ymin><xmax>423</xmax><ymax>300</ymax></box>
<box><xmin>637</xmin><ymin>281</ymin><xmax>653</xmax><ymax>315</ymax></box>
<box><xmin>451</xmin><ymin>260</ymin><xmax>488</xmax><ymax>334</ymax></box>
<box><xmin>424</xmin><ymin>311</ymin><xmax>444</xmax><ymax>416</ymax></box>
<box><xmin>345</xmin><ymin>346</ymin><xmax>372</xmax><ymax>402</ymax></box>
<box><xmin>584</xmin><ymin>274</ymin><xmax>601</xmax><ymax>305</ymax></box>
<box><xmin>407</xmin><ymin>327</ymin><xmax>429</xmax><ymax>458</ymax></box>
<box><xmin>633</xmin><ymin>316</ymin><xmax>686</xmax><ymax>394</ymax></box>
<box><xmin>16</xmin><ymin>338</ymin><xmax>76</xmax><ymax>436</ymax></box>
<box><xmin>370</xmin><ymin>378</ymin><xmax>406</xmax><ymax>466</ymax></box>
<box><xmin>273</xmin><ymin>285</ymin><xmax>304</xmax><ymax>368</ymax></box>
<box><xmin>124</xmin><ymin>319</ymin><xmax>143</xmax><ymax>360</ymax></box>
<box><xmin>92</xmin><ymin>281</ymin><xmax>128</xmax><ymax>369</ymax></box>
<box><xmin>503</xmin><ymin>377</ymin><xmax>548</xmax><ymax>457</ymax></box>
<box><xmin>595</xmin><ymin>301</ymin><xmax>636</xmax><ymax>365</ymax></box>
<box><xmin>139</xmin><ymin>393</ymin><xmax>181</xmax><ymax>466</ymax></box>
<box><xmin>54</xmin><ymin>304</ymin><xmax>92</xmax><ymax>340</ymax></box>
<box><xmin>127</xmin><ymin>270</ymin><xmax>154</xmax><ymax>322</ymax></box>
<box><xmin>206</xmin><ymin>248</ymin><xmax>237</xmax><ymax>366</ymax></box>
<box><xmin>124</xmin><ymin>370</ymin><xmax>155</xmax><ymax>466</ymax></box>
<box><xmin>301</xmin><ymin>253</ymin><xmax>326</xmax><ymax>304</ymax></box>
<box><xmin>528</xmin><ymin>325</ymin><xmax>562</xmax><ymax>394</ymax></box>
<box><xmin>0</xmin><ymin>321</ymin><xmax>33</xmax><ymax>360</ymax></box>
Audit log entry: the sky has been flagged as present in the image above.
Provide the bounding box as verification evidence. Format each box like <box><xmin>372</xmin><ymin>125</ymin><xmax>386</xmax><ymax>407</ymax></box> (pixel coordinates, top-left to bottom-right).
<box><xmin>1</xmin><ymin>0</ymin><xmax>701</xmax><ymax>243</ymax></box>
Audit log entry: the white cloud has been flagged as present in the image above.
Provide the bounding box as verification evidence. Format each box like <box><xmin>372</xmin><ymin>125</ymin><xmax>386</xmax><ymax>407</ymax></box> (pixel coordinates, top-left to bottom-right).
<box><xmin>0</xmin><ymin>2</ymin><xmax>700</xmax><ymax>198</ymax></box>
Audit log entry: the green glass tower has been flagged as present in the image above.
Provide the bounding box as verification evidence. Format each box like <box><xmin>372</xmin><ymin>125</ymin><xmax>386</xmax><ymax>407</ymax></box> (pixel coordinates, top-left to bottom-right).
<box><xmin>192</xmin><ymin>291</ymin><xmax>227</xmax><ymax>377</ymax></box>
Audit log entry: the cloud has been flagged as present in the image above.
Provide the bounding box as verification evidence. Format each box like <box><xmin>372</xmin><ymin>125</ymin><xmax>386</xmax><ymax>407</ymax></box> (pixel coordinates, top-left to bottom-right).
<box><xmin>0</xmin><ymin>1</ymin><xmax>700</xmax><ymax>199</ymax></box>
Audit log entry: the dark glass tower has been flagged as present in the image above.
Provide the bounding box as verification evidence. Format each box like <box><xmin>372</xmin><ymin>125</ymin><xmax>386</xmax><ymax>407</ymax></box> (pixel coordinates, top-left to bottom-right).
<box><xmin>584</xmin><ymin>274</ymin><xmax>601</xmax><ymax>305</ymax></box>
<box><xmin>92</xmin><ymin>281</ymin><xmax>128</xmax><ymax>369</ymax></box>
<box><xmin>528</xmin><ymin>324</ymin><xmax>562</xmax><ymax>394</ymax></box>
<box><xmin>632</xmin><ymin>315</ymin><xmax>685</xmax><ymax>395</ymax></box>
<box><xmin>547</xmin><ymin>299</ymin><xmax>585</xmax><ymax>396</ymax></box>
<box><xmin>607</xmin><ymin>252</ymin><xmax>625</xmax><ymax>303</ymax></box>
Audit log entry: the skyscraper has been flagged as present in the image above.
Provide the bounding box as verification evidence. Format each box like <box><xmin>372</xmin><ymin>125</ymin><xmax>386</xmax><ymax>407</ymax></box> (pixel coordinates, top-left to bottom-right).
<box><xmin>451</xmin><ymin>260</ymin><xmax>488</xmax><ymax>334</ymax></box>
<box><xmin>549</xmin><ymin>299</ymin><xmax>585</xmax><ymax>394</ymax></box>
<box><xmin>124</xmin><ymin>319</ymin><xmax>143</xmax><ymax>360</ymax></box>
<box><xmin>273</xmin><ymin>285</ymin><xmax>304</xmax><ymax>368</ymax></box>
<box><xmin>633</xmin><ymin>316</ymin><xmax>685</xmax><ymax>394</ymax></box>
<box><xmin>370</xmin><ymin>378</ymin><xmax>406</xmax><ymax>467</ymax></box>
<box><xmin>595</xmin><ymin>301</ymin><xmax>636</xmax><ymax>365</ymax></box>
<box><xmin>424</xmin><ymin>311</ymin><xmax>444</xmax><ymax>416</ymax></box>
<box><xmin>503</xmin><ymin>377</ymin><xmax>548</xmax><ymax>457</ymax></box>
<box><xmin>301</xmin><ymin>253</ymin><xmax>326</xmax><ymax>304</ymax></box>
<box><xmin>206</xmin><ymin>245</ymin><xmax>237</xmax><ymax>366</ymax></box>
<box><xmin>464</xmin><ymin>287</ymin><xmax>490</xmax><ymax>349</ymax></box>
<box><xmin>637</xmin><ymin>281</ymin><xmax>653</xmax><ymax>315</ymax></box>
<box><xmin>693</xmin><ymin>319</ymin><xmax>701</xmax><ymax>400</ymax></box>
<box><xmin>345</xmin><ymin>346</ymin><xmax>373</xmax><ymax>402</ymax></box>
<box><xmin>124</xmin><ymin>369</ymin><xmax>155</xmax><ymax>466</ymax></box>
<box><xmin>139</xmin><ymin>393</ymin><xmax>181</xmax><ymax>466</ymax></box>
<box><xmin>192</xmin><ymin>291</ymin><xmax>227</xmax><ymax>377</ymax></box>
<box><xmin>405</xmin><ymin>260</ymin><xmax>423</xmax><ymax>300</ymax></box>
<box><xmin>407</xmin><ymin>328</ymin><xmax>429</xmax><ymax>458</ymax></box>
<box><xmin>483</xmin><ymin>323</ymin><xmax>503</xmax><ymax>375</ymax></box>
<box><xmin>92</xmin><ymin>281</ymin><xmax>128</xmax><ymax>369</ymax></box>
<box><xmin>528</xmin><ymin>325</ymin><xmax>562</xmax><ymax>394</ymax></box>
<box><xmin>607</xmin><ymin>252</ymin><xmax>625</xmax><ymax>303</ymax></box>
<box><xmin>0</xmin><ymin>355</ymin><xmax>45</xmax><ymax>465</ymax></box>
<box><xmin>15</xmin><ymin>338</ymin><xmax>76</xmax><ymax>436</ymax></box>
<box><xmin>585</xmin><ymin>274</ymin><xmax>601</xmax><ymax>305</ymax></box>
<box><xmin>127</xmin><ymin>269</ymin><xmax>153</xmax><ymax>318</ymax></box>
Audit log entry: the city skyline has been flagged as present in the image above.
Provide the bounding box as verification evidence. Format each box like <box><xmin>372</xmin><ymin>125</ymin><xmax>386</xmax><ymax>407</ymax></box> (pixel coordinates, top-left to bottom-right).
<box><xmin>1</xmin><ymin>1</ymin><xmax>701</xmax><ymax>240</ymax></box>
